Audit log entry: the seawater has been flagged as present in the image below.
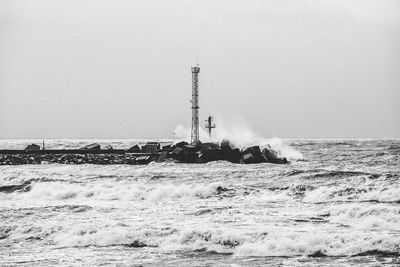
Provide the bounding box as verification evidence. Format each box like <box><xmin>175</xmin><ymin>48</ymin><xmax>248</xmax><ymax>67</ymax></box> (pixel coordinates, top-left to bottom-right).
<box><xmin>0</xmin><ymin>139</ymin><xmax>399</xmax><ymax>266</ymax></box>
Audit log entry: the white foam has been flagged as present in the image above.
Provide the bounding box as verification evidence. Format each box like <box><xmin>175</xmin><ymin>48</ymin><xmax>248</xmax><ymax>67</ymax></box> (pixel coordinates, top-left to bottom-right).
<box><xmin>234</xmin><ymin>230</ymin><xmax>400</xmax><ymax>257</ymax></box>
<box><xmin>324</xmin><ymin>204</ymin><xmax>400</xmax><ymax>230</ymax></box>
<box><xmin>19</xmin><ymin>181</ymin><xmax>223</xmax><ymax>202</ymax></box>
<box><xmin>303</xmin><ymin>184</ymin><xmax>400</xmax><ymax>203</ymax></box>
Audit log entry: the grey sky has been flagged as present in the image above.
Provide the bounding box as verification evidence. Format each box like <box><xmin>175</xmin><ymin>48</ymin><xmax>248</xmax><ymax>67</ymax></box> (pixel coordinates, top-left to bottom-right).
<box><xmin>1</xmin><ymin>0</ymin><xmax>399</xmax><ymax>139</ymax></box>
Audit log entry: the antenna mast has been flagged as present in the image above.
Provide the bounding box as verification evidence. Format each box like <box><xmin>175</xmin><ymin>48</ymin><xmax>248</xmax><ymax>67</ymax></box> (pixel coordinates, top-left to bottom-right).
<box><xmin>205</xmin><ymin>116</ymin><xmax>216</xmax><ymax>138</ymax></box>
<box><xmin>191</xmin><ymin>62</ymin><xmax>200</xmax><ymax>145</ymax></box>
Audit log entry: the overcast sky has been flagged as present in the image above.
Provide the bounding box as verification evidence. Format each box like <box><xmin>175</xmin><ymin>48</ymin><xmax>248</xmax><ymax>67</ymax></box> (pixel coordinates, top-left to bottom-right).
<box><xmin>0</xmin><ymin>0</ymin><xmax>399</xmax><ymax>139</ymax></box>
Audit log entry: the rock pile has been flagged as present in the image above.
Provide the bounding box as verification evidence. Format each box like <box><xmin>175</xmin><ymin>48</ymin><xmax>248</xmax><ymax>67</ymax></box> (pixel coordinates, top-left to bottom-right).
<box><xmin>171</xmin><ymin>140</ymin><xmax>288</xmax><ymax>164</ymax></box>
<box><xmin>0</xmin><ymin>154</ymin><xmax>154</xmax><ymax>165</ymax></box>
<box><xmin>0</xmin><ymin>140</ymin><xmax>288</xmax><ymax>165</ymax></box>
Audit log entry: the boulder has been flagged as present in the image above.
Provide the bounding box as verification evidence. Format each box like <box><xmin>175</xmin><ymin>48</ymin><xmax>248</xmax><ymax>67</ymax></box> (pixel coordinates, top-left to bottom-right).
<box><xmin>198</xmin><ymin>148</ymin><xmax>223</xmax><ymax>163</ymax></box>
<box><xmin>223</xmin><ymin>148</ymin><xmax>242</xmax><ymax>163</ymax></box>
<box><xmin>161</xmin><ymin>144</ymin><xmax>174</xmax><ymax>152</ymax></box>
<box><xmin>221</xmin><ymin>140</ymin><xmax>233</xmax><ymax>151</ymax></box>
<box><xmin>242</xmin><ymin>152</ymin><xmax>255</xmax><ymax>164</ymax></box>
<box><xmin>262</xmin><ymin>146</ymin><xmax>288</xmax><ymax>164</ymax></box>
<box><xmin>156</xmin><ymin>151</ymin><xmax>168</xmax><ymax>163</ymax></box>
<box><xmin>104</xmin><ymin>145</ymin><xmax>113</xmax><ymax>150</ymax></box>
<box><xmin>127</xmin><ymin>144</ymin><xmax>142</xmax><ymax>153</ymax></box>
<box><xmin>142</xmin><ymin>142</ymin><xmax>160</xmax><ymax>153</ymax></box>
<box><xmin>241</xmin><ymin>146</ymin><xmax>267</xmax><ymax>164</ymax></box>
<box><xmin>184</xmin><ymin>144</ymin><xmax>199</xmax><ymax>152</ymax></box>
<box><xmin>171</xmin><ymin>147</ymin><xmax>184</xmax><ymax>161</ymax></box>
<box><xmin>262</xmin><ymin>145</ymin><xmax>278</xmax><ymax>161</ymax></box>
<box><xmin>174</xmin><ymin>141</ymin><xmax>189</xmax><ymax>148</ymax></box>
<box><xmin>84</xmin><ymin>143</ymin><xmax>101</xmax><ymax>150</ymax></box>
<box><xmin>25</xmin><ymin>144</ymin><xmax>41</xmax><ymax>151</ymax></box>
<box><xmin>182</xmin><ymin>151</ymin><xmax>198</xmax><ymax>163</ymax></box>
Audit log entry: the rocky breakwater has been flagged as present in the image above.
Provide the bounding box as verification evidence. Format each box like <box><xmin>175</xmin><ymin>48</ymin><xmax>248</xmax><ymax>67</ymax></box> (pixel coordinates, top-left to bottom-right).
<box><xmin>0</xmin><ymin>153</ymin><xmax>154</xmax><ymax>165</ymax></box>
<box><xmin>0</xmin><ymin>140</ymin><xmax>288</xmax><ymax>165</ymax></box>
<box><xmin>171</xmin><ymin>140</ymin><xmax>288</xmax><ymax>164</ymax></box>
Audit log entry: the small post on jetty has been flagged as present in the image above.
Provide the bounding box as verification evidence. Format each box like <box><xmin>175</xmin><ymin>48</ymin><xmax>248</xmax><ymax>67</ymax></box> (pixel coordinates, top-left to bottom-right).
<box><xmin>205</xmin><ymin>116</ymin><xmax>216</xmax><ymax>138</ymax></box>
<box><xmin>191</xmin><ymin>62</ymin><xmax>200</xmax><ymax>145</ymax></box>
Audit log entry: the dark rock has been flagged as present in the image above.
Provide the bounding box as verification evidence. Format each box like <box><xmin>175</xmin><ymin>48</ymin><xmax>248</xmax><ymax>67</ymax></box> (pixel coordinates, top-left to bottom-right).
<box><xmin>182</xmin><ymin>151</ymin><xmax>198</xmax><ymax>163</ymax></box>
<box><xmin>184</xmin><ymin>144</ymin><xmax>199</xmax><ymax>152</ymax></box>
<box><xmin>142</xmin><ymin>142</ymin><xmax>160</xmax><ymax>153</ymax></box>
<box><xmin>174</xmin><ymin>141</ymin><xmax>189</xmax><ymax>148</ymax></box>
<box><xmin>127</xmin><ymin>144</ymin><xmax>142</xmax><ymax>153</ymax></box>
<box><xmin>241</xmin><ymin>146</ymin><xmax>267</xmax><ymax>164</ymax></box>
<box><xmin>198</xmin><ymin>148</ymin><xmax>223</xmax><ymax>163</ymax></box>
<box><xmin>161</xmin><ymin>144</ymin><xmax>173</xmax><ymax>152</ymax></box>
<box><xmin>221</xmin><ymin>140</ymin><xmax>233</xmax><ymax>151</ymax></box>
<box><xmin>223</xmin><ymin>148</ymin><xmax>242</xmax><ymax>163</ymax></box>
<box><xmin>172</xmin><ymin>147</ymin><xmax>184</xmax><ymax>156</ymax></box>
<box><xmin>83</xmin><ymin>143</ymin><xmax>101</xmax><ymax>150</ymax></box>
<box><xmin>242</xmin><ymin>153</ymin><xmax>255</xmax><ymax>164</ymax></box>
<box><xmin>262</xmin><ymin>145</ymin><xmax>278</xmax><ymax>161</ymax></box>
<box><xmin>25</xmin><ymin>144</ymin><xmax>41</xmax><ymax>151</ymax></box>
<box><xmin>262</xmin><ymin>146</ymin><xmax>288</xmax><ymax>164</ymax></box>
<box><xmin>156</xmin><ymin>151</ymin><xmax>168</xmax><ymax>163</ymax></box>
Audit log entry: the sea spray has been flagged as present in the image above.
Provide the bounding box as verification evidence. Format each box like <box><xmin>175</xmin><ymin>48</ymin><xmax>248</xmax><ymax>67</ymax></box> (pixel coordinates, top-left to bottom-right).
<box><xmin>173</xmin><ymin>116</ymin><xmax>303</xmax><ymax>160</ymax></box>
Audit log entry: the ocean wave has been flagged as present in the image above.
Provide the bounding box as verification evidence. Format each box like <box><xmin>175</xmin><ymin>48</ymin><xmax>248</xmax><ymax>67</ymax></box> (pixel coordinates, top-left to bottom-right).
<box><xmin>4</xmin><ymin>221</ymin><xmax>400</xmax><ymax>259</ymax></box>
<box><xmin>234</xmin><ymin>231</ymin><xmax>400</xmax><ymax>257</ymax></box>
<box><xmin>52</xmin><ymin>225</ymin><xmax>400</xmax><ymax>257</ymax></box>
<box><xmin>303</xmin><ymin>184</ymin><xmax>400</xmax><ymax>203</ymax></box>
<box><xmin>15</xmin><ymin>182</ymin><xmax>226</xmax><ymax>202</ymax></box>
<box><xmin>52</xmin><ymin>225</ymin><xmax>246</xmax><ymax>254</ymax></box>
<box><xmin>322</xmin><ymin>204</ymin><xmax>400</xmax><ymax>230</ymax></box>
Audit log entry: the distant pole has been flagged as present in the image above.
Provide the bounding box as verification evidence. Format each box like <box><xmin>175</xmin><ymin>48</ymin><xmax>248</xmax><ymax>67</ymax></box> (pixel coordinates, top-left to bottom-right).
<box><xmin>191</xmin><ymin>62</ymin><xmax>200</xmax><ymax>145</ymax></box>
<box><xmin>205</xmin><ymin>116</ymin><xmax>216</xmax><ymax>138</ymax></box>
<box><xmin>42</xmin><ymin>140</ymin><xmax>45</xmax><ymax>150</ymax></box>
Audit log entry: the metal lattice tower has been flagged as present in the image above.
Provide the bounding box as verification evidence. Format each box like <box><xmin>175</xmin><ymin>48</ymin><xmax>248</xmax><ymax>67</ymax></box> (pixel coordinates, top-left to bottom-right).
<box><xmin>191</xmin><ymin>65</ymin><xmax>200</xmax><ymax>145</ymax></box>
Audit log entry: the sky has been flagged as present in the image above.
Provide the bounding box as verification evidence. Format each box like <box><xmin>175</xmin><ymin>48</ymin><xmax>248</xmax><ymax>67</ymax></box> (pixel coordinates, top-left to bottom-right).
<box><xmin>0</xmin><ymin>0</ymin><xmax>399</xmax><ymax>139</ymax></box>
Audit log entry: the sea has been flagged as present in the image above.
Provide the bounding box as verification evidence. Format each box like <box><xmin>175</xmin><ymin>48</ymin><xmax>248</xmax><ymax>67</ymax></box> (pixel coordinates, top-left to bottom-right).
<box><xmin>0</xmin><ymin>139</ymin><xmax>399</xmax><ymax>266</ymax></box>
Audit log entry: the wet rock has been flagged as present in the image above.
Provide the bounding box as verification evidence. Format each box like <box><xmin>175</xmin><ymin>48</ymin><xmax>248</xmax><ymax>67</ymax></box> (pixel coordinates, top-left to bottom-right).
<box><xmin>104</xmin><ymin>145</ymin><xmax>113</xmax><ymax>150</ymax></box>
<box><xmin>156</xmin><ymin>151</ymin><xmax>168</xmax><ymax>163</ymax></box>
<box><xmin>142</xmin><ymin>142</ymin><xmax>161</xmax><ymax>153</ymax></box>
<box><xmin>127</xmin><ymin>144</ymin><xmax>142</xmax><ymax>153</ymax></box>
<box><xmin>198</xmin><ymin>148</ymin><xmax>223</xmax><ymax>163</ymax></box>
<box><xmin>135</xmin><ymin>155</ymin><xmax>152</xmax><ymax>165</ymax></box>
<box><xmin>174</xmin><ymin>141</ymin><xmax>189</xmax><ymax>148</ymax></box>
<box><xmin>241</xmin><ymin>146</ymin><xmax>267</xmax><ymax>164</ymax></box>
<box><xmin>25</xmin><ymin>144</ymin><xmax>41</xmax><ymax>151</ymax></box>
<box><xmin>83</xmin><ymin>143</ymin><xmax>101</xmax><ymax>150</ymax></box>
<box><xmin>262</xmin><ymin>146</ymin><xmax>288</xmax><ymax>164</ymax></box>
<box><xmin>161</xmin><ymin>144</ymin><xmax>174</xmax><ymax>152</ymax></box>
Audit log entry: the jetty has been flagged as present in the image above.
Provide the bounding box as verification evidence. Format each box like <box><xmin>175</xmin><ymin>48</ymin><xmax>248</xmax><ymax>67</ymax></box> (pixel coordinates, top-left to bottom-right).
<box><xmin>0</xmin><ymin>141</ymin><xmax>287</xmax><ymax>165</ymax></box>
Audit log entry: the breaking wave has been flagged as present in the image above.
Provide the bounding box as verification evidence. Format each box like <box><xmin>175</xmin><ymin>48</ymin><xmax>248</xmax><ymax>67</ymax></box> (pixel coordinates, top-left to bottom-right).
<box><xmin>173</xmin><ymin>116</ymin><xmax>304</xmax><ymax>160</ymax></box>
<box><xmin>12</xmin><ymin>182</ymin><xmax>226</xmax><ymax>202</ymax></box>
<box><xmin>234</xmin><ymin>230</ymin><xmax>400</xmax><ymax>257</ymax></box>
<box><xmin>303</xmin><ymin>184</ymin><xmax>400</xmax><ymax>203</ymax></box>
<box><xmin>323</xmin><ymin>204</ymin><xmax>400</xmax><ymax>230</ymax></box>
<box><xmin>5</xmin><ymin>223</ymin><xmax>399</xmax><ymax>258</ymax></box>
